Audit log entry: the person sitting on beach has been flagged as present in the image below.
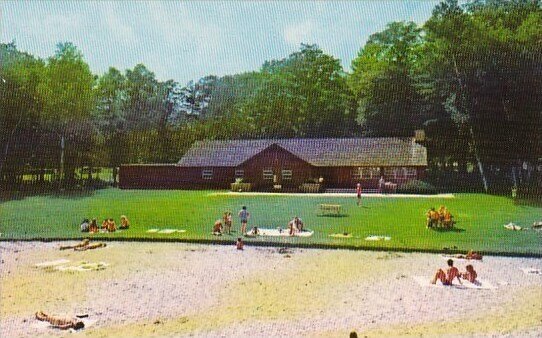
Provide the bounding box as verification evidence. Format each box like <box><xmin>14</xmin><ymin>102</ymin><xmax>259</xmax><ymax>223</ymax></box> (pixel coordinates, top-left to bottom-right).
<box><xmin>89</xmin><ymin>219</ymin><xmax>99</xmax><ymax>233</ymax></box>
<box><xmin>438</xmin><ymin>206</ymin><xmax>446</xmax><ymax>226</ymax></box>
<box><xmin>431</xmin><ymin>259</ymin><xmax>462</xmax><ymax>286</ymax></box>
<box><xmin>80</xmin><ymin>219</ymin><xmax>90</xmax><ymax>232</ymax></box>
<box><xmin>426</xmin><ymin>208</ymin><xmax>439</xmax><ymax>228</ymax></box>
<box><xmin>249</xmin><ymin>226</ymin><xmax>260</xmax><ymax>236</ymax></box>
<box><xmin>223</xmin><ymin>211</ymin><xmax>232</xmax><ymax>234</ymax></box>
<box><xmin>107</xmin><ymin>218</ymin><xmax>116</xmax><ymax>232</ymax></box>
<box><xmin>101</xmin><ymin>219</ymin><xmax>108</xmax><ymax>230</ymax></box>
<box><xmin>213</xmin><ymin>219</ymin><xmax>223</xmax><ymax>235</ymax></box>
<box><xmin>236</xmin><ymin>237</ymin><xmax>244</xmax><ymax>250</ymax></box>
<box><xmin>442</xmin><ymin>209</ymin><xmax>454</xmax><ymax>228</ymax></box>
<box><xmin>461</xmin><ymin>264</ymin><xmax>478</xmax><ymax>283</ymax></box>
<box><xmin>119</xmin><ymin>215</ymin><xmax>130</xmax><ymax>229</ymax></box>
<box><xmin>288</xmin><ymin>216</ymin><xmax>304</xmax><ymax>235</ymax></box>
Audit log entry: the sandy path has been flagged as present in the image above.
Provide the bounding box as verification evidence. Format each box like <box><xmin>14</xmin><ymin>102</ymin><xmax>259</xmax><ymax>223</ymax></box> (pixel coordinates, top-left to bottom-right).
<box><xmin>1</xmin><ymin>241</ymin><xmax>541</xmax><ymax>337</ymax></box>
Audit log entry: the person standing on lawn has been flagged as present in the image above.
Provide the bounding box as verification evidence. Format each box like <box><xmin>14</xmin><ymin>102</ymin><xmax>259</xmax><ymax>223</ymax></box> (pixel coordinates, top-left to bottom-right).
<box><xmin>238</xmin><ymin>206</ymin><xmax>250</xmax><ymax>235</ymax></box>
<box><xmin>356</xmin><ymin>183</ymin><xmax>362</xmax><ymax>206</ymax></box>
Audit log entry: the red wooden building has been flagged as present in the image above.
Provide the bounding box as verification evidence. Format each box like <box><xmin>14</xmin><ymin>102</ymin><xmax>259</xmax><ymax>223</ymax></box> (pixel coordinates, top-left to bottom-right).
<box><xmin>119</xmin><ymin>138</ymin><xmax>427</xmax><ymax>190</ymax></box>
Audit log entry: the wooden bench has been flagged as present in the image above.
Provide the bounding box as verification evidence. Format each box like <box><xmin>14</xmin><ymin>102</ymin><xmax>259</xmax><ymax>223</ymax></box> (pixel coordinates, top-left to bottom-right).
<box><xmin>319</xmin><ymin>204</ymin><xmax>341</xmax><ymax>216</ymax></box>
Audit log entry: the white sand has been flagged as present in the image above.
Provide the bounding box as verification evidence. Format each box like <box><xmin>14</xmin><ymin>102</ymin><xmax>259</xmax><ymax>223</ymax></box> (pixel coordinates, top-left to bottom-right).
<box><xmin>1</xmin><ymin>241</ymin><xmax>541</xmax><ymax>338</ymax></box>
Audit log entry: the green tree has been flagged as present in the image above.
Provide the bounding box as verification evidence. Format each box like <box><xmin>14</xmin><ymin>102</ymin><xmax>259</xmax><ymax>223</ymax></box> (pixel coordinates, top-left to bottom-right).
<box><xmin>38</xmin><ymin>42</ymin><xmax>96</xmax><ymax>186</ymax></box>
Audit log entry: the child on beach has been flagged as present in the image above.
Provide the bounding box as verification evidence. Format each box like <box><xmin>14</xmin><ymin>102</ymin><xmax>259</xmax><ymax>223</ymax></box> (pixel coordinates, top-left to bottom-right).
<box><xmin>236</xmin><ymin>237</ymin><xmax>244</xmax><ymax>250</ymax></box>
<box><xmin>431</xmin><ymin>259</ymin><xmax>462</xmax><ymax>286</ymax></box>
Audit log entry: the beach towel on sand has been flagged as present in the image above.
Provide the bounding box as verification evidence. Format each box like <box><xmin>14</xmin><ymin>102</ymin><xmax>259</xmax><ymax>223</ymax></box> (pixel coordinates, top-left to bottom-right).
<box><xmin>146</xmin><ymin>229</ymin><xmax>186</xmax><ymax>234</ymax></box>
<box><xmin>35</xmin><ymin>259</ymin><xmax>70</xmax><ymax>268</ymax></box>
<box><xmin>413</xmin><ymin>276</ymin><xmax>496</xmax><ymax>290</ymax></box>
<box><xmin>255</xmin><ymin>228</ymin><xmax>314</xmax><ymax>237</ymax></box>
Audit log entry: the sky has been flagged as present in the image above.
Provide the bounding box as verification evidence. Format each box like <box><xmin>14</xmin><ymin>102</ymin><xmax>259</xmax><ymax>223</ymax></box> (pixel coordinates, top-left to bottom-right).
<box><xmin>1</xmin><ymin>1</ymin><xmax>441</xmax><ymax>84</ymax></box>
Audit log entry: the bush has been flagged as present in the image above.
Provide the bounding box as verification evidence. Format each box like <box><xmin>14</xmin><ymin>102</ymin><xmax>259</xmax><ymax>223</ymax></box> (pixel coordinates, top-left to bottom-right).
<box><xmin>397</xmin><ymin>180</ymin><xmax>437</xmax><ymax>194</ymax></box>
<box><xmin>231</xmin><ymin>182</ymin><xmax>251</xmax><ymax>192</ymax></box>
<box><xmin>299</xmin><ymin>183</ymin><xmax>321</xmax><ymax>193</ymax></box>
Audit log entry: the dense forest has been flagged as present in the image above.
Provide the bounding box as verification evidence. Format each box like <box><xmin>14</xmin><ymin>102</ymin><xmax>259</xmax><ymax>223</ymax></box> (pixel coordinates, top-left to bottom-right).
<box><xmin>1</xmin><ymin>0</ymin><xmax>541</xmax><ymax>194</ymax></box>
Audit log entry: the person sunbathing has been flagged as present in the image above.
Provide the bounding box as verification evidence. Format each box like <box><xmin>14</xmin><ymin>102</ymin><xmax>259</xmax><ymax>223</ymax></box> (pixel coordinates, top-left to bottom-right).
<box><xmin>426</xmin><ymin>208</ymin><xmax>439</xmax><ymax>228</ymax></box>
<box><xmin>35</xmin><ymin>311</ymin><xmax>84</xmax><ymax>330</ymax></box>
<box><xmin>461</xmin><ymin>264</ymin><xmax>478</xmax><ymax>283</ymax></box>
<box><xmin>119</xmin><ymin>215</ymin><xmax>130</xmax><ymax>229</ymax></box>
<box><xmin>442</xmin><ymin>209</ymin><xmax>454</xmax><ymax>228</ymax></box>
<box><xmin>213</xmin><ymin>219</ymin><xmax>223</xmax><ymax>235</ymax></box>
<box><xmin>60</xmin><ymin>239</ymin><xmax>90</xmax><ymax>251</ymax></box>
<box><xmin>89</xmin><ymin>219</ymin><xmax>99</xmax><ymax>233</ymax></box>
<box><xmin>74</xmin><ymin>242</ymin><xmax>107</xmax><ymax>251</ymax></box>
<box><xmin>431</xmin><ymin>259</ymin><xmax>462</xmax><ymax>286</ymax></box>
<box><xmin>80</xmin><ymin>219</ymin><xmax>90</xmax><ymax>232</ymax></box>
<box><xmin>107</xmin><ymin>218</ymin><xmax>116</xmax><ymax>232</ymax></box>
<box><xmin>438</xmin><ymin>206</ymin><xmax>446</xmax><ymax>226</ymax></box>
<box><xmin>236</xmin><ymin>237</ymin><xmax>244</xmax><ymax>250</ymax></box>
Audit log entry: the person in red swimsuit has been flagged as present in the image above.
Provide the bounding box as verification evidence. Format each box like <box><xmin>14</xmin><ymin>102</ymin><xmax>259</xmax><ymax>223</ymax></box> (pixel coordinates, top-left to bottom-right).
<box><xmin>356</xmin><ymin>183</ymin><xmax>362</xmax><ymax>206</ymax></box>
<box><xmin>431</xmin><ymin>259</ymin><xmax>463</xmax><ymax>286</ymax></box>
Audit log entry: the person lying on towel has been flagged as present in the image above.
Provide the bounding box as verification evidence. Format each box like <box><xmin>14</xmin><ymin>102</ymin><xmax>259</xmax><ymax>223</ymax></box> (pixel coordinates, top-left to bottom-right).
<box><xmin>431</xmin><ymin>259</ymin><xmax>462</xmax><ymax>286</ymax></box>
<box><xmin>35</xmin><ymin>311</ymin><xmax>84</xmax><ymax>330</ymax></box>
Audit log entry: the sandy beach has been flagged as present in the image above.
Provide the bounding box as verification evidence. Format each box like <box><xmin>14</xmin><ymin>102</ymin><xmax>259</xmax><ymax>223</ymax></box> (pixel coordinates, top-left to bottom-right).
<box><xmin>1</xmin><ymin>241</ymin><xmax>541</xmax><ymax>337</ymax></box>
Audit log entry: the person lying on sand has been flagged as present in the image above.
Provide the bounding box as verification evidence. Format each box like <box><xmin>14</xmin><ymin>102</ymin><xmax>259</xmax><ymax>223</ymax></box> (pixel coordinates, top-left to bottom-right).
<box><xmin>431</xmin><ymin>259</ymin><xmax>462</xmax><ymax>286</ymax></box>
<box><xmin>35</xmin><ymin>311</ymin><xmax>84</xmax><ymax>330</ymax></box>
<box><xmin>74</xmin><ymin>242</ymin><xmax>106</xmax><ymax>251</ymax></box>
<box><xmin>60</xmin><ymin>239</ymin><xmax>90</xmax><ymax>251</ymax></box>
<box><xmin>461</xmin><ymin>264</ymin><xmax>478</xmax><ymax>283</ymax></box>
<box><xmin>453</xmin><ymin>250</ymin><xmax>483</xmax><ymax>260</ymax></box>
<box><xmin>213</xmin><ymin>219</ymin><xmax>223</xmax><ymax>235</ymax></box>
<box><xmin>119</xmin><ymin>215</ymin><xmax>130</xmax><ymax>229</ymax></box>
<box><xmin>236</xmin><ymin>237</ymin><xmax>244</xmax><ymax>250</ymax></box>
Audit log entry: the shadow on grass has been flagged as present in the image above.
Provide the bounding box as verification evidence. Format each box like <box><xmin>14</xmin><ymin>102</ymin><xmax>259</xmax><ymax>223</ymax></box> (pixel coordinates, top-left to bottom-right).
<box><xmin>430</xmin><ymin>227</ymin><xmax>465</xmax><ymax>233</ymax></box>
<box><xmin>316</xmin><ymin>214</ymin><xmax>349</xmax><ymax>218</ymax></box>
<box><xmin>0</xmin><ymin>189</ymin><xmax>96</xmax><ymax>203</ymax></box>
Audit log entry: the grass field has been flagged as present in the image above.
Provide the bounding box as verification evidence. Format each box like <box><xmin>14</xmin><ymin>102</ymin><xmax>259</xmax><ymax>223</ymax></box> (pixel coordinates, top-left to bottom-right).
<box><xmin>0</xmin><ymin>189</ymin><xmax>540</xmax><ymax>255</ymax></box>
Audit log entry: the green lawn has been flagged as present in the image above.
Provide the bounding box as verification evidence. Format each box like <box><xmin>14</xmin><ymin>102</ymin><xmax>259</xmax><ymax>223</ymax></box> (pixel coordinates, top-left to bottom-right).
<box><xmin>0</xmin><ymin>189</ymin><xmax>540</xmax><ymax>255</ymax></box>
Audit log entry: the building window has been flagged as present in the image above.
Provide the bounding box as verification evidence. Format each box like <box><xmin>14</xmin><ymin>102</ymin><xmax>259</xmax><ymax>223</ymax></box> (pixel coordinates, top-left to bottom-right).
<box><xmin>235</xmin><ymin>169</ymin><xmax>244</xmax><ymax>179</ymax></box>
<box><xmin>352</xmin><ymin>168</ymin><xmax>362</xmax><ymax>180</ymax></box>
<box><xmin>352</xmin><ymin>167</ymin><xmax>380</xmax><ymax>179</ymax></box>
<box><xmin>202</xmin><ymin>169</ymin><xmax>213</xmax><ymax>180</ymax></box>
<box><xmin>263</xmin><ymin>168</ymin><xmax>273</xmax><ymax>180</ymax></box>
<box><xmin>282</xmin><ymin>169</ymin><xmax>292</xmax><ymax>180</ymax></box>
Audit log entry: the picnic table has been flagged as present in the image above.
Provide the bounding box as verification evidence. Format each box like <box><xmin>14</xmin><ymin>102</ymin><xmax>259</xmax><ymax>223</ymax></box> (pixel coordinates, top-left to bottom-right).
<box><xmin>319</xmin><ymin>204</ymin><xmax>341</xmax><ymax>216</ymax></box>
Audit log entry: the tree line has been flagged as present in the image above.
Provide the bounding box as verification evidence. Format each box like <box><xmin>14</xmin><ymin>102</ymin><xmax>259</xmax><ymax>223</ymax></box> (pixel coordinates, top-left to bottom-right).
<box><xmin>1</xmin><ymin>0</ymin><xmax>540</xmax><ymax>193</ymax></box>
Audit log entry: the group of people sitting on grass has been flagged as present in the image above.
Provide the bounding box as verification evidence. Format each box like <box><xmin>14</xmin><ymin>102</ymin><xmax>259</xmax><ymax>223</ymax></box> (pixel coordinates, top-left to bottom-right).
<box><xmin>80</xmin><ymin>215</ymin><xmax>130</xmax><ymax>233</ymax></box>
<box><xmin>212</xmin><ymin>206</ymin><xmax>306</xmax><ymax>237</ymax></box>
<box><xmin>426</xmin><ymin>205</ymin><xmax>454</xmax><ymax>229</ymax></box>
<box><xmin>432</xmin><ymin>259</ymin><xmax>478</xmax><ymax>285</ymax></box>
